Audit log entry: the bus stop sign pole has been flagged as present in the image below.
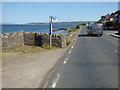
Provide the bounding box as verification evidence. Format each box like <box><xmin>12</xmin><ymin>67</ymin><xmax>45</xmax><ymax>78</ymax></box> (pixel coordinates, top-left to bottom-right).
<box><xmin>49</xmin><ymin>16</ymin><xmax>52</xmax><ymax>48</ymax></box>
<box><xmin>49</xmin><ymin>16</ymin><xmax>57</xmax><ymax>47</ymax></box>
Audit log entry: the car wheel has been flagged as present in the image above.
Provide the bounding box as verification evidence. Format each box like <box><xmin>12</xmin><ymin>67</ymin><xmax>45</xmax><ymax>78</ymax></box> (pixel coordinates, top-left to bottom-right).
<box><xmin>100</xmin><ymin>34</ymin><xmax>102</xmax><ymax>36</ymax></box>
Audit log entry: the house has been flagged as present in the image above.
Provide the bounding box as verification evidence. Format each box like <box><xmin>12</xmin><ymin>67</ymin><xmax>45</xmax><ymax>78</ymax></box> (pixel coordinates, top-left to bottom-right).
<box><xmin>101</xmin><ymin>16</ymin><xmax>106</xmax><ymax>21</ymax></box>
<box><xmin>104</xmin><ymin>15</ymin><xmax>111</xmax><ymax>22</ymax></box>
<box><xmin>110</xmin><ymin>14</ymin><xmax>118</xmax><ymax>21</ymax></box>
<box><xmin>101</xmin><ymin>12</ymin><xmax>119</xmax><ymax>22</ymax></box>
<box><xmin>101</xmin><ymin>15</ymin><xmax>110</xmax><ymax>22</ymax></box>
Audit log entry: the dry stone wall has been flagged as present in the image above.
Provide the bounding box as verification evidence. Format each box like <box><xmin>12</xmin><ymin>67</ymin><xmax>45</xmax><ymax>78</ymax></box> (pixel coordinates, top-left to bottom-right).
<box><xmin>2</xmin><ymin>31</ymin><xmax>24</xmax><ymax>50</ymax></box>
<box><xmin>2</xmin><ymin>29</ymin><xmax>80</xmax><ymax>50</ymax></box>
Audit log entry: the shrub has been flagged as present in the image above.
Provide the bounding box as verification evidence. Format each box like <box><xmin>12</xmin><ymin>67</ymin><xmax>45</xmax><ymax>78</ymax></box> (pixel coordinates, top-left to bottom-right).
<box><xmin>82</xmin><ymin>23</ymin><xmax>86</xmax><ymax>25</ymax></box>
<box><xmin>76</xmin><ymin>24</ymin><xmax>81</xmax><ymax>29</ymax></box>
<box><xmin>104</xmin><ymin>21</ymin><xmax>116</xmax><ymax>27</ymax></box>
<box><xmin>66</xmin><ymin>39</ymin><xmax>71</xmax><ymax>45</ymax></box>
<box><xmin>70</xmin><ymin>27</ymin><xmax>77</xmax><ymax>32</ymax></box>
<box><xmin>95</xmin><ymin>21</ymin><xmax>102</xmax><ymax>24</ymax></box>
<box><xmin>41</xmin><ymin>45</ymin><xmax>51</xmax><ymax>49</ymax></box>
<box><xmin>88</xmin><ymin>22</ymin><xmax>90</xmax><ymax>24</ymax></box>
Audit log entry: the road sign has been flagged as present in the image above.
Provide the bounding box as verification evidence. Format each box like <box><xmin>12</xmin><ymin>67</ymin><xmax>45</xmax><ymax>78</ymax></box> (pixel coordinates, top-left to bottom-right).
<box><xmin>51</xmin><ymin>16</ymin><xmax>57</xmax><ymax>20</ymax></box>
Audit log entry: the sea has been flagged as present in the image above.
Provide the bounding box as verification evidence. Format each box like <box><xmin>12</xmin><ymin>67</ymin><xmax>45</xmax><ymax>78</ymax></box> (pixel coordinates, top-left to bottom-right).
<box><xmin>1</xmin><ymin>22</ymin><xmax>91</xmax><ymax>35</ymax></box>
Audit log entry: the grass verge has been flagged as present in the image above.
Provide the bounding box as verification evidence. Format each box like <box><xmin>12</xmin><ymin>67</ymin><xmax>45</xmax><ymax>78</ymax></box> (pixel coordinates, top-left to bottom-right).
<box><xmin>2</xmin><ymin>45</ymin><xmax>66</xmax><ymax>54</ymax></box>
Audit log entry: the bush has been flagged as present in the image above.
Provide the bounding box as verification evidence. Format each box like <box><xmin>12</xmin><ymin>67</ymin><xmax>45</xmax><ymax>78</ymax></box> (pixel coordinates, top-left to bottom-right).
<box><xmin>66</xmin><ymin>39</ymin><xmax>71</xmax><ymax>45</ymax></box>
<box><xmin>76</xmin><ymin>24</ymin><xmax>81</xmax><ymax>29</ymax></box>
<box><xmin>95</xmin><ymin>21</ymin><xmax>102</xmax><ymax>24</ymax></box>
<box><xmin>70</xmin><ymin>27</ymin><xmax>77</xmax><ymax>32</ymax></box>
<box><xmin>104</xmin><ymin>21</ymin><xmax>116</xmax><ymax>27</ymax></box>
<box><xmin>82</xmin><ymin>23</ymin><xmax>86</xmax><ymax>25</ymax></box>
<box><xmin>88</xmin><ymin>22</ymin><xmax>90</xmax><ymax>24</ymax></box>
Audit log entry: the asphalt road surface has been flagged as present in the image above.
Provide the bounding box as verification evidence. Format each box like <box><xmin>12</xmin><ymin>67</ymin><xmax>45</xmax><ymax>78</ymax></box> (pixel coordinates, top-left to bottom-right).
<box><xmin>47</xmin><ymin>26</ymin><xmax>118</xmax><ymax>88</ymax></box>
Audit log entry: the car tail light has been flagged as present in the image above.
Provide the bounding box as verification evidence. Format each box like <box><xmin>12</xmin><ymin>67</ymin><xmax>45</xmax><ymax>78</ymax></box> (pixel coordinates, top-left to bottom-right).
<box><xmin>91</xmin><ymin>26</ymin><xmax>92</xmax><ymax>30</ymax></box>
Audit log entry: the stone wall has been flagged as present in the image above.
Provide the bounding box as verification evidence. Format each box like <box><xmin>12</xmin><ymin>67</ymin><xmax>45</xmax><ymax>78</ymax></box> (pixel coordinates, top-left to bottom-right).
<box><xmin>66</xmin><ymin>29</ymin><xmax>79</xmax><ymax>43</ymax></box>
<box><xmin>2</xmin><ymin>29</ymin><xmax>80</xmax><ymax>50</ymax></box>
<box><xmin>24</xmin><ymin>32</ymin><xmax>66</xmax><ymax>47</ymax></box>
<box><xmin>2</xmin><ymin>31</ymin><xmax>24</xmax><ymax>50</ymax></box>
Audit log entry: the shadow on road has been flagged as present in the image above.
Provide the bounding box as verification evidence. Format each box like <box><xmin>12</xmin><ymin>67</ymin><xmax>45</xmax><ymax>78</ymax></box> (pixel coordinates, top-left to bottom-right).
<box><xmin>78</xmin><ymin>34</ymin><xmax>99</xmax><ymax>37</ymax></box>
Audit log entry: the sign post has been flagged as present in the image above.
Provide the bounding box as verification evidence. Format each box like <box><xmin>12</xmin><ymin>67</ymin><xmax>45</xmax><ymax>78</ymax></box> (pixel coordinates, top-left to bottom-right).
<box><xmin>49</xmin><ymin>16</ymin><xmax>57</xmax><ymax>47</ymax></box>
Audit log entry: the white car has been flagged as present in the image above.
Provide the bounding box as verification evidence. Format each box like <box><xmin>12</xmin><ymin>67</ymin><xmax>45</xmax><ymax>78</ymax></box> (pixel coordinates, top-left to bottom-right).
<box><xmin>87</xmin><ymin>24</ymin><xmax>103</xmax><ymax>36</ymax></box>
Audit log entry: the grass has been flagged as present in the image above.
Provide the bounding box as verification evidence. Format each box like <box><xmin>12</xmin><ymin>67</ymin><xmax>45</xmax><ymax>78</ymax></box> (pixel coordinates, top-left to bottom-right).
<box><xmin>2</xmin><ymin>50</ymin><xmax>8</xmax><ymax>53</ymax></box>
<box><xmin>2</xmin><ymin>45</ymin><xmax>44</xmax><ymax>54</ymax></box>
<box><xmin>2</xmin><ymin>45</ymin><xmax>66</xmax><ymax>54</ymax></box>
<box><xmin>69</xmin><ymin>27</ymin><xmax>77</xmax><ymax>32</ymax></box>
<box><xmin>76</xmin><ymin>24</ymin><xmax>82</xmax><ymax>29</ymax></box>
<box><xmin>69</xmin><ymin>24</ymin><xmax>82</xmax><ymax>32</ymax></box>
<box><xmin>41</xmin><ymin>45</ymin><xmax>62</xmax><ymax>49</ymax></box>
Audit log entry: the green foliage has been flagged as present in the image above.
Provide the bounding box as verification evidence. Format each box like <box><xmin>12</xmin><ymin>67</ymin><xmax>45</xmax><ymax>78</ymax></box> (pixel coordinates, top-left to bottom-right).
<box><xmin>95</xmin><ymin>21</ymin><xmax>102</xmax><ymax>24</ymax></box>
<box><xmin>111</xmin><ymin>10</ymin><xmax>120</xmax><ymax>15</ymax></box>
<box><xmin>103</xmin><ymin>21</ymin><xmax>116</xmax><ymax>27</ymax></box>
<box><xmin>2</xmin><ymin>50</ymin><xmax>8</xmax><ymax>53</ymax></box>
<box><xmin>82</xmin><ymin>23</ymin><xmax>86</xmax><ymax>26</ymax></box>
<box><xmin>32</xmin><ymin>44</ymin><xmax>40</xmax><ymax>48</ymax></box>
<box><xmin>41</xmin><ymin>45</ymin><xmax>60</xmax><ymax>49</ymax></box>
<box><xmin>76</xmin><ymin>24</ymin><xmax>81</xmax><ymax>29</ymax></box>
<box><xmin>69</xmin><ymin>24</ymin><xmax>82</xmax><ymax>32</ymax></box>
<box><xmin>70</xmin><ymin>27</ymin><xmax>77</xmax><ymax>32</ymax></box>
<box><xmin>114</xmin><ymin>10</ymin><xmax>120</xmax><ymax>14</ymax></box>
<box><xmin>16</xmin><ymin>48</ymin><xmax>29</xmax><ymax>53</ymax></box>
<box><xmin>66</xmin><ymin>39</ymin><xmax>71</xmax><ymax>46</ymax></box>
<box><xmin>88</xmin><ymin>22</ymin><xmax>90</xmax><ymax>24</ymax></box>
<box><xmin>41</xmin><ymin>45</ymin><xmax>51</xmax><ymax>49</ymax></box>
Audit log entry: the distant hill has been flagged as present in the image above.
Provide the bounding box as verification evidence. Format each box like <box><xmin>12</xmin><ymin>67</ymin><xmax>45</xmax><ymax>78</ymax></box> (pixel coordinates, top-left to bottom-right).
<box><xmin>27</xmin><ymin>21</ymin><xmax>95</xmax><ymax>25</ymax></box>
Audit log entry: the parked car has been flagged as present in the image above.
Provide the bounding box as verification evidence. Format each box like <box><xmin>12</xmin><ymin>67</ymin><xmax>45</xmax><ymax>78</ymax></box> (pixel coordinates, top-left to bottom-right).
<box><xmin>87</xmin><ymin>24</ymin><xmax>103</xmax><ymax>36</ymax></box>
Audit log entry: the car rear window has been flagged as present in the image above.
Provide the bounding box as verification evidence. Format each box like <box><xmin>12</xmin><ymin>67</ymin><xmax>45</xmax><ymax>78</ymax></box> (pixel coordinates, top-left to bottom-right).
<box><xmin>92</xmin><ymin>24</ymin><xmax>102</xmax><ymax>30</ymax></box>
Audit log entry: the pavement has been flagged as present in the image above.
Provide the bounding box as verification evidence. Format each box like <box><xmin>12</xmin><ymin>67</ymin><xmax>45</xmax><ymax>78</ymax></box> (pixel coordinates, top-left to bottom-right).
<box><xmin>109</xmin><ymin>31</ymin><xmax>120</xmax><ymax>39</ymax></box>
<box><xmin>45</xmin><ymin>26</ymin><xmax>118</xmax><ymax>88</ymax></box>
<box><xmin>2</xmin><ymin>48</ymin><xmax>67</xmax><ymax>88</ymax></box>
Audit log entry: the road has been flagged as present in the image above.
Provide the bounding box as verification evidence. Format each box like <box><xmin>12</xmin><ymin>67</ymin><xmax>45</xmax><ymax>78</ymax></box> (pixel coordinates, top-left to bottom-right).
<box><xmin>47</xmin><ymin>26</ymin><xmax>118</xmax><ymax>88</ymax></box>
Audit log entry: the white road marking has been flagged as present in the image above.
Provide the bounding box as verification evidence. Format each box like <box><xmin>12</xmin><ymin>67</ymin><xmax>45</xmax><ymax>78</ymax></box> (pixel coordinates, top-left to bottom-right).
<box><xmin>115</xmin><ymin>50</ymin><xmax>118</xmax><ymax>53</ymax></box>
<box><xmin>51</xmin><ymin>74</ymin><xmax>60</xmax><ymax>88</ymax></box>
<box><xmin>63</xmin><ymin>58</ymin><xmax>68</xmax><ymax>64</ymax></box>
<box><xmin>63</xmin><ymin>61</ymin><xmax>66</xmax><ymax>64</ymax></box>
<box><xmin>71</xmin><ymin>46</ymin><xmax>73</xmax><ymax>48</ymax></box>
<box><xmin>69</xmin><ymin>50</ymin><xmax>71</xmax><ymax>54</ymax></box>
<box><xmin>104</xmin><ymin>50</ymin><xmax>108</xmax><ymax>52</ymax></box>
<box><xmin>66</xmin><ymin>58</ymin><xmax>68</xmax><ymax>61</ymax></box>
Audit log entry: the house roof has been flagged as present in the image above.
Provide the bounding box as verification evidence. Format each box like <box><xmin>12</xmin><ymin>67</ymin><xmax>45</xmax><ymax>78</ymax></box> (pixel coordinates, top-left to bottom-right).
<box><xmin>105</xmin><ymin>14</ymin><xmax>118</xmax><ymax>20</ymax></box>
<box><xmin>105</xmin><ymin>15</ymin><xmax>110</xmax><ymax>20</ymax></box>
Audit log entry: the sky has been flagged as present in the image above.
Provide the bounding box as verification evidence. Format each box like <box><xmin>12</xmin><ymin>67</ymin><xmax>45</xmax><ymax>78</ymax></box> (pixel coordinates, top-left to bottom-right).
<box><xmin>2</xmin><ymin>2</ymin><xmax>118</xmax><ymax>24</ymax></box>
